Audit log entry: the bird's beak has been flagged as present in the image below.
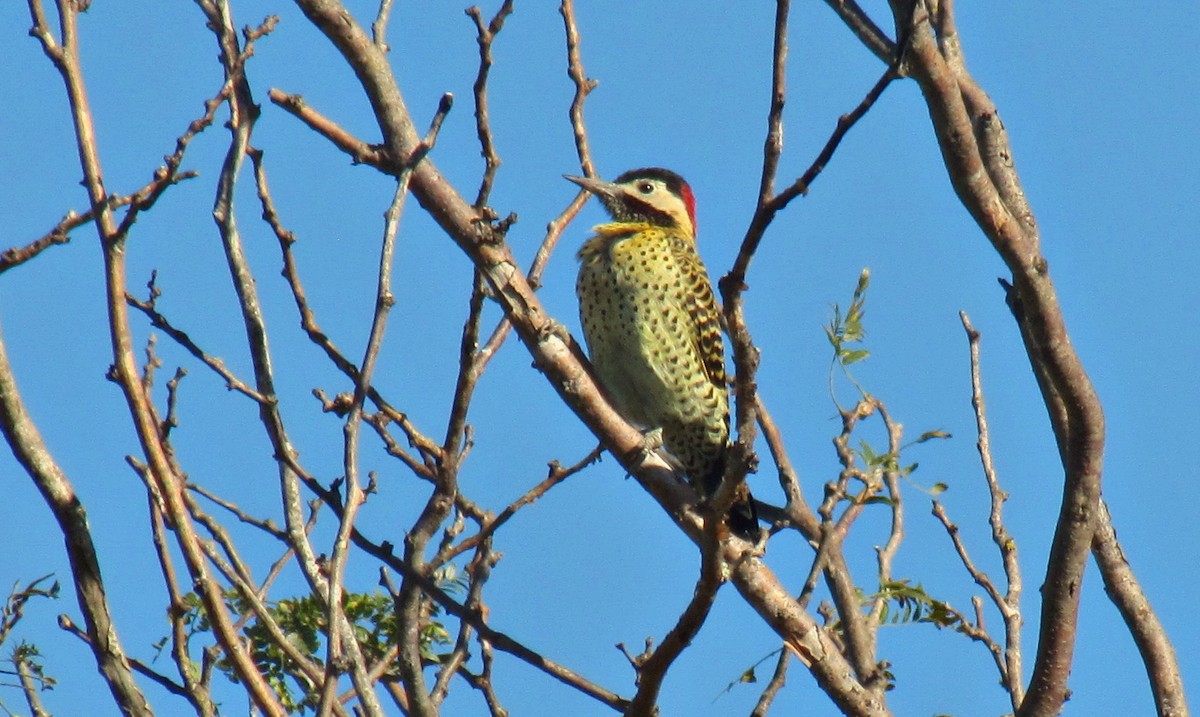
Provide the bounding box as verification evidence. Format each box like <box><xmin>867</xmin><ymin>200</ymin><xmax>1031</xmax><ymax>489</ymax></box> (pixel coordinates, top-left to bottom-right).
<box><xmin>564</xmin><ymin>174</ymin><xmax>620</xmax><ymax>200</ymax></box>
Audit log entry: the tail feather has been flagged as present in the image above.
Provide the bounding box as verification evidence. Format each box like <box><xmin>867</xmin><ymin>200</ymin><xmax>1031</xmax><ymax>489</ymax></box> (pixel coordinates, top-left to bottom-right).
<box><xmin>728</xmin><ymin>495</ymin><xmax>761</xmax><ymax>542</ymax></box>
<box><xmin>699</xmin><ymin>451</ymin><xmax>761</xmax><ymax>542</ymax></box>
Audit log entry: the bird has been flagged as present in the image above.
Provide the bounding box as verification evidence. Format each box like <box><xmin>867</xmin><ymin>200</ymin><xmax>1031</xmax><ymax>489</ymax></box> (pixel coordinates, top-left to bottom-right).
<box><xmin>566</xmin><ymin>167</ymin><xmax>759</xmax><ymax>540</ymax></box>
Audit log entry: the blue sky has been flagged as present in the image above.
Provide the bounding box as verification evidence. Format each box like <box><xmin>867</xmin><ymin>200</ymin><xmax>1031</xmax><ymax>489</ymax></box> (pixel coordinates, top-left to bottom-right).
<box><xmin>1</xmin><ymin>2</ymin><xmax>1196</xmax><ymax>715</ymax></box>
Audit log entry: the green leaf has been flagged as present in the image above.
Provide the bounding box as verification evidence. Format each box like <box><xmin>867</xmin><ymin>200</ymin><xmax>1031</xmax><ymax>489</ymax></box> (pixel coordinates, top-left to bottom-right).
<box><xmin>840</xmin><ymin>348</ymin><xmax>870</xmax><ymax>366</ymax></box>
<box><xmin>916</xmin><ymin>430</ymin><xmax>951</xmax><ymax>443</ymax></box>
<box><xmin>930</xmin><ymin>482</ymin><xmax>949</xmax><ymax>495</ymax></box>
<box><xmin>856</xmin><ymin>439</ymin><xmax>878</xmax><ymax>465</ymax></box>
<box><xmin>861</xmin><ymin>495</ymin><xmax>896</xmax><ymax>507</ymax></box>
<box><xmin>824</xmin><ymin>323</ymin><xmax>840</xmax><ymax>348</ymax></box>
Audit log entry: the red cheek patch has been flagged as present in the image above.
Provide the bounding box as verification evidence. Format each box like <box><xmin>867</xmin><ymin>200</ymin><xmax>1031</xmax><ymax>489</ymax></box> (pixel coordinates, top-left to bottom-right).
<box><xmin>679</xmin><ymin>183</ymin><xmax>697</xmax><ymax>234</ymax></box>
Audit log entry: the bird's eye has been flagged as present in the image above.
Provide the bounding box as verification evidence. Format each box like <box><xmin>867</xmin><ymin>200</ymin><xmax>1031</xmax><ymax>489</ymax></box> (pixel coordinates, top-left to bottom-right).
<box><xmin>637</xmin><ymin>181</ymin><xmax>654</xmax><ymax>194</ymax></box>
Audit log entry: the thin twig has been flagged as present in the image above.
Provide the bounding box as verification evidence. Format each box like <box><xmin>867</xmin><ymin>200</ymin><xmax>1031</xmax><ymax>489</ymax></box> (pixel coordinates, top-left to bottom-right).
<box><xmin>432</xmin><ymin>526</ymin><xmax>502</xmax><ymax>709</ymax></box>
<box><xmin>958</xmin><ymin>312</ymin><xmax>1024</xmax><ymax>706</ymax></box>
<box><xmin>443</xmin><ymin>270</ymin><xmax>488</xmax><ymax>458</ymax></box>
<box><xmin>57</xmin><ymin>614</ymin><xmax>190</xmax><ymax>699</ymax></box>
<box><xmin>322</xmin><ymin>95</ymin><xmax>450</xmax><ymax>717</ymax></box>
<box><xmin>758</xmin><ymin>0</ymin><xmax>789</xmax><ymax>201</ymax></box>
<box><xmin>15</xmin><ymin>649</ymin><xmax>51</xmax><ymax>717</ymax></box>
<box><xmin>820</xmin><ymin>0</ymin><xmax>896</xmax><ymax>64</ymax></box>
<box><xmin>144</xmin><ymin>491</ymin><xmax>217</xmax><ymax>714</ymax></box>
<box><xmin>2</xmin><ymin>62</ymin><xmax>222</xmax><ymax>276</ymax></box>
<box><xmin>728</xmin><ymin>63</ymin><xmax>898</xmax><ymax>290</ymax></box>
<box><xmin>476</xmin><ymin>636</ymin><xmax>508</xmax><ymax>717</ymax></box>
<box><xmin>372</xmin><ymin>100</ymin><xmax>460</xmax><ymax>717</ymax></box>
<box><xmin>267</xmin><ymin>89</ymin><xmax>390</xmax><ymax>169</ymax></box>
<box><xmin>560</xmin><ymin>0</ymin><xmax>597</xmax><ymax>178</ymax></box>
<box><xmin>247</xmin><ymin>145</ymin><xmax>444</xmax><ymax>472</ymax></box>
<box><xmin>467</xmin><ymin>1</ymin><xmax>514</xmax><ymax>208</ymax></box>
<box><xmin>188</xmin><ymin>482</ymin><xmax>286</xmax><ymax>540</ymax></box>
<box><xmin>322</xmin><ymin>164</ymin><xmax>417</xmax><ymax>717</ymax></box>
<box><xmin>125</xmin><ymin>289</ymin><xmax>268</xmax><ymax>403</ymax></box>
<box><xmin>376</xmin><ymin>563</ymin><xmax>631</xmax><ymax>713</ymax></box>
<box><xmin>773</xmin><ymin>66</ymin><xmax>898</xmax><ymax>207</ymax></box>
<box><xmin>443</xmin><ymin>445</ymin><xmax>603</xmax><ymax>564</ymax></box>
<box><xmin>0</xmin><ymin>576</ymin><xmax>57</xmax><ymax>647</ymax></box>
<box><xmin>929</xmin><ymin>501</ymin><xmax>1014</xmax><ymax>691</ymax></box>
<box><xmin>866</xmin><ymin>403</ymin><xmax>906</xmax><ymax>658</ymax></box>
<box><xmin>624</xmin><ymin>529</ymin><xmax>725</xmax><ymax>715</ymax></box>
<box><xmin>0</xmin><ymin>218</ymin><xmax>76</xmax><ymax>274</ymax></box>
<box><xmin>1092</xmin><ymin>500</ymin><xmax>1187</xmax><ymax>717</ymax></box>
<box><xmin>471</xmin><ymin>0</ymin><xmax>595</xmax><ymax>378</ymax></box>
<box><xmin>371</xmin><ymin>0</ymin><xmax>396</xmax><ymax>48</ymax></box>
<box><xmin>2</xmin><ymin>74</ymin><xmax>224</xmax><ymax>275</ymax></box>
<box><xmin>754</xmin><ymin>394</ymin><xmax>815</xmax><ymax>535</ymax></box>
<box><xmin>750</xmin><ymin>649</ymin><xmax>791</xmax><ymax>717</ymax></box>
<box><xmin>817</xmin><ymin>398</ymin><xmax>883</xmax><ymax>686</ymax></box>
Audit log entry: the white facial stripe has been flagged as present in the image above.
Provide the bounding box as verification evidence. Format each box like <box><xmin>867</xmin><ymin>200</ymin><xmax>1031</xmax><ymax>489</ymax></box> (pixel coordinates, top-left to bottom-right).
<box><xmin>621</xmin><ymin>179</ymin><xmax>693</xmax><ymax>234</ymax></box>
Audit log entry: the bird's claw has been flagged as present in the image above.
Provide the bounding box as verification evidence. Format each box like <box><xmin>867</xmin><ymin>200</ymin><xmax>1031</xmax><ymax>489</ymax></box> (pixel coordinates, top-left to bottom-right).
<box><xmin>621</xmin><ymin>427</ymin><xmax>665</xmax><ymax>467</ymax></box>
<box><xmin>538</xmin><ymin>319</ymin><xmax>572</xmax><ymax>346</ymax></box>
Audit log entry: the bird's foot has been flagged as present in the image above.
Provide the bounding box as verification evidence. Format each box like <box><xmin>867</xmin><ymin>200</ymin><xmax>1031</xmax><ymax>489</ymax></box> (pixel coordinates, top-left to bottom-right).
<box><xmin>641</xmin><ymin>427</ymin><xmax>664</xmax><ymax>452</ymax></box>
<box><xmin>621</xmin><ymin>427</ymin><xmax>665</xmax><ymax>468</ymax></box>
<box><xmin>537</xmin><ymin>319</ymin><xmax>572</xmax><ymax>346</ymax></box>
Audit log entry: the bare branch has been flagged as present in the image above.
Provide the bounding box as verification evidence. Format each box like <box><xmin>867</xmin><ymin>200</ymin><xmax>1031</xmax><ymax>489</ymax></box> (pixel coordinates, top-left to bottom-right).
<box><xmin>268</xmin><ymin>89</ymin><xmax>390</xmax><ymax>169</ymax></box>
<box><xmin>144</xmin><ymin>491</ymin><xmax>216</xmax><ymax>714</ymax></box>
<box><xmin>58</xmin><ymin>613</ymin><xmax>189</xmax><ymax>701</ymax></box>
<box><xmin>125</xmin><ymin>285</ymin><xmax>268</xmax><ymax>403</ymax></box>
<box><xmin>958</xmin><ymin>311</ymin><xmax>1024</xmax><ymax>706</ymax></box>
<box><xmin>1092</xmin><ymin>501</ymin><xmax>1187</xmax><ymax>717</ymax></box>
<box><xmin>729</xmin><ymin>546</ymin><xmax>888</xmax><ymax>716</ymax></box>
<box><xmin>432</xmin><ymin>521</ymin><xmax>502</xmax><ymax>709</ymax></box>
<box><xmin>8</xmin><ymin>9</ymin><xmax>226</xmax><ymax>277</ymax></box>
<box><xmin>1</xmin><ymin>577</ymin><xmax>53</xmax><ymax>641</ymax></box>
<box><xmin>930</xmin><ymin>501</ymin><xmax>1018</xmax><ymax>692</ymax></box>
<box><xmin>324</xmin><ymin>142</ymin><xmax>433</xmax><ymax>716</ymax></box>
<box><xmin>377</xmin><ymin>566</ymin><xmax>631</xmax><ymax>713</ymax></box>
<box><xmin>753</xmin><ymin>394</ymin><xmax>813</xmax><ymax>533</ymax></box>
<box><xmin>443</xmin><ymin>446</ymin><xmax>603</xmax><ymax>564</ymax></box>
<box><xmin>624</xmin><ymin>531</ymin><xmax>724</xmax><ymax>714</ymax></box>
<box><xmin>466</xmin><ymin>1</ymin><xmax>514</xmax><ymax>207</ymax></box>
<box><xmin>879</xmin><ymin>4</ymin><xmax>1105</xmax><ymax>712</ymax></box>
<box><xmin>750</xmin><ymin>649</ymin><xmax>790</xmax><ymax>717</ymax></box>
<box><xmin>476</xmin><ymin>637</ymin><xmax>508</xmax><ymax>717</ymax></box>
<box><xmin>867</xmin><ymin>403</ymin><xmax>906</xmax><ymax>658</ymax></box>
<box><xmin>0</xmin><ymin>219</ymin><xmax>75</xmax><ymax>273</ymax></box>
<box><xmin>819</xmin><ymin>399</ymin><xmax>885</xmax><ymax>690</ymax></box>
<box><xmin>822</xmin><ymin>0</ymin><xmax>896</xmax><ymax>64</ymax></box>
<box><xmin>758</xmin><ymin>0</ymin><xmax>789</xmax><ymax>201</ymax></box>
<box><xmin>560</xmin><ymin>0</ymin><xmax>598</xmax><ymax>177</ymax></box>
<box><xmin>443</xmin><ymin>271</ymin><xmax>488</xmax><ymax>458</ymax></box>
<box><xmin>14</xmin><ymin>648</ymin><xmax>52</xmax><ymax>717</ymax></box>
<box><xmin>371</xmin><ymin>0</ymin><xmax>395</xmax><ymax>49</ymax></box>
<box><xmin>247</xmin><ymin>145</ymin><xmax>445</xmax><ymax>475</ymax></box>
<box><xmin>729</xmin><ymin>63</ymin><xmax>898</xmax><ymax>292</ymax></box>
